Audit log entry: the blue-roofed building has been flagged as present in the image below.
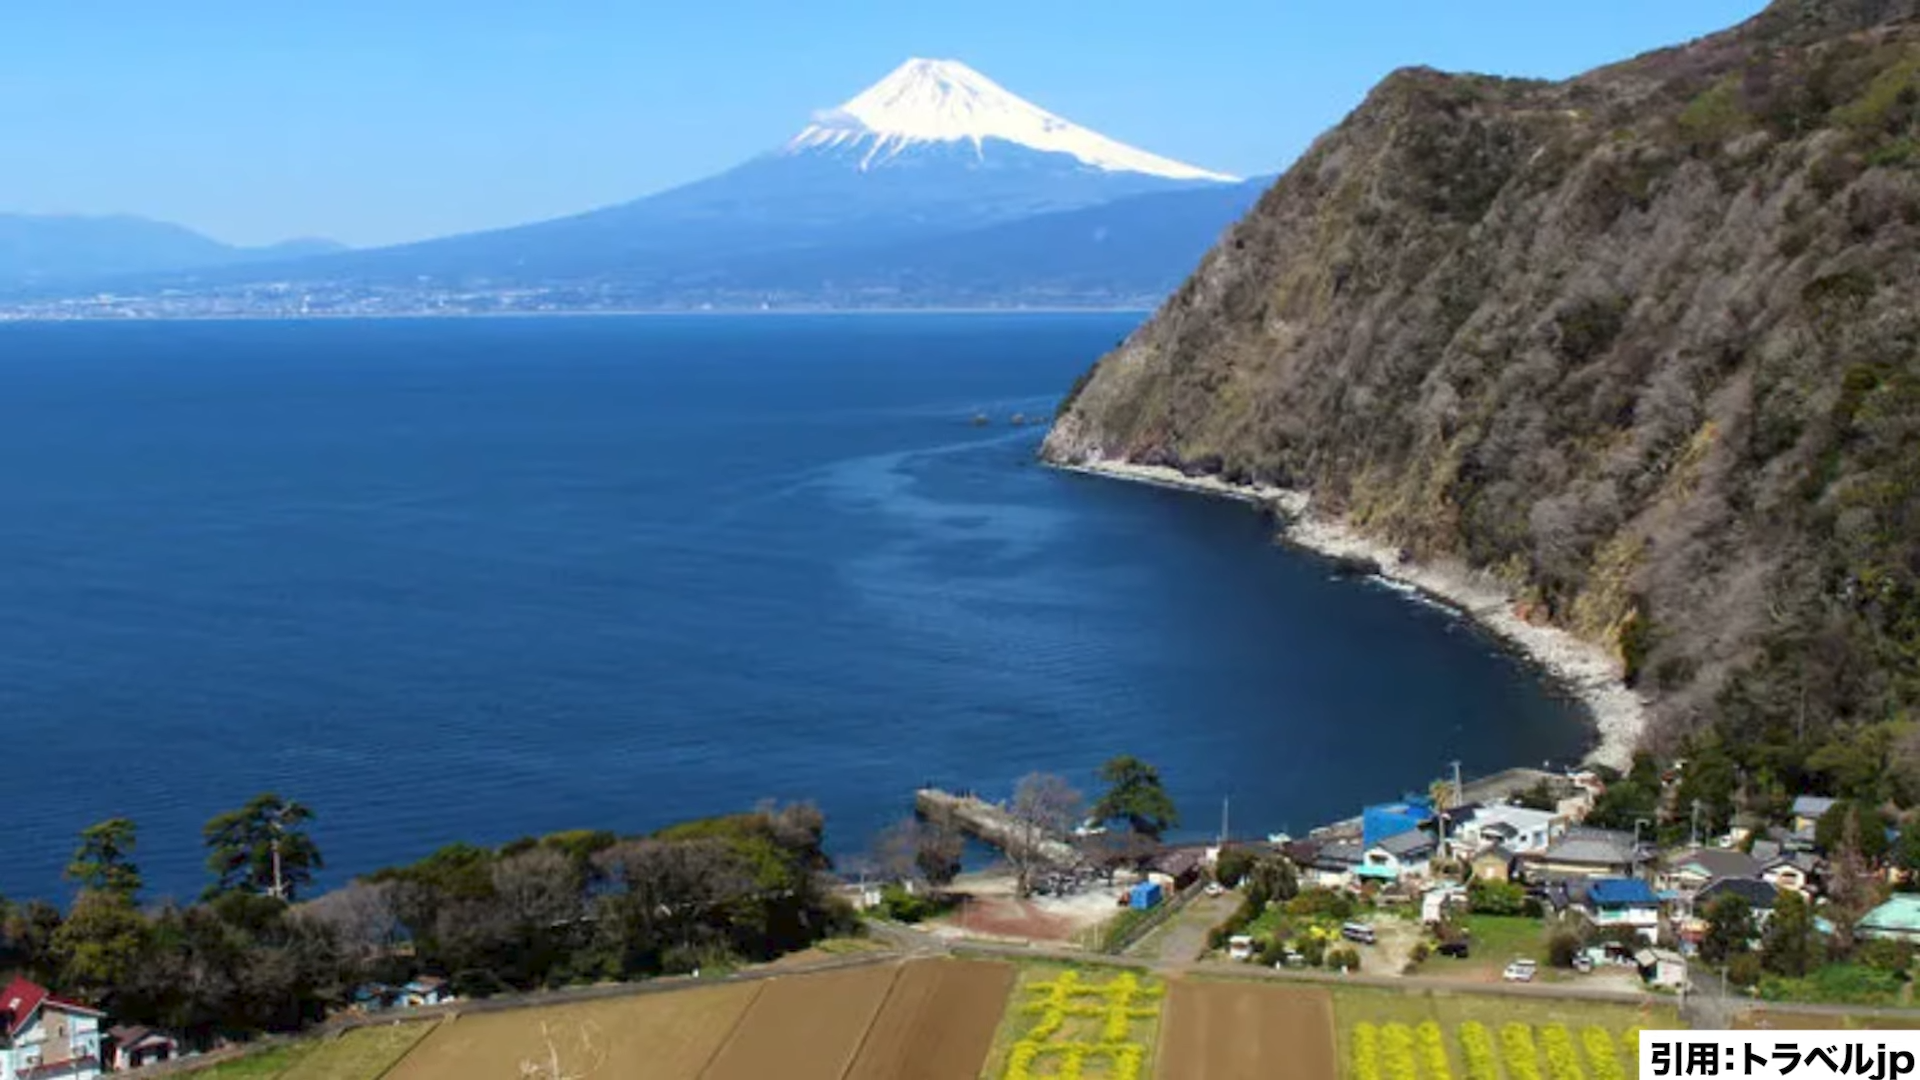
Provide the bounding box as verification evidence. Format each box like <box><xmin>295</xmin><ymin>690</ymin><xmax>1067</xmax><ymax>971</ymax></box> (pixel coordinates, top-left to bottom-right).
<box><xmin>1857</xmin><ymin>895</ymin><xmax>1920</xmax><ymax>944</ymax></box>
<box><xmin>1362</xmin><ymin>798</ymin><xmax>1434</xmax><ymax>849</ymax></box>
<box><xmin>1580</xmin><ymin>877</ymin><xmax>1661</xmax><ymax>942</ymax></box>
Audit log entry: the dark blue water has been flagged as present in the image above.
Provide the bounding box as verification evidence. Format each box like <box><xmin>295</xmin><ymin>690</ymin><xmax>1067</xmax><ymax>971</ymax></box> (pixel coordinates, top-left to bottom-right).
<box><xmin>0</xmin><ymin>314</ymin><xmax>1589</xmax><ymax>902</ymax></box>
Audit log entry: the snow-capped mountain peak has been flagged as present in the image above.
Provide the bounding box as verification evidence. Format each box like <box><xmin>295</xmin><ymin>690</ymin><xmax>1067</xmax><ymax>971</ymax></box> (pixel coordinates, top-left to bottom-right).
<box><xmin>787</xmin><ymin>58</ymin><xmax>1236</xmax><ymax>182</ymax></box>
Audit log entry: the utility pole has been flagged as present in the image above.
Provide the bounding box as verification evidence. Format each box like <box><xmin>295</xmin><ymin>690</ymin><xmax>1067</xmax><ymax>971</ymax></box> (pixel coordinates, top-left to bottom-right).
<box><xmin>1220</xmin><ymin>796</ymin><xmax>1230</xmax><ymax>848</ymax></box>
<box><xmin>1690</xmin><ymin>800</ymin><xmax>1703</xmax><ymax>849</ymax></box>
<box><xmin>1445</xmin><ymin>759</ymin><xmax>1463</xmax><ymax>858</ymax></box>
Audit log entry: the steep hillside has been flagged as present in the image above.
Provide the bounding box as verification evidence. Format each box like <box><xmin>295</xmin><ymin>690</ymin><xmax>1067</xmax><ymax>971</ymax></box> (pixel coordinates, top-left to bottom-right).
<box><xmin>1045</xmin><ymin>0</ymin><xmax>1920</xmax><ymax>795</ymax></box>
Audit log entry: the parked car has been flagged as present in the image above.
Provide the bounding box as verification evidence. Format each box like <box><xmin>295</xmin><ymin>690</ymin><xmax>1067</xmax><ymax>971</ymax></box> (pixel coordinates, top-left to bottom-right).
<box><xmin>1340</xmin><ymin>922</ymin><xmax>1377</xmax><ymax>945</ymax></box>
<box><xmin>1502</xmin><ymin>959</ymin><xmax>1538</xmax><ymax>982</ymax></box>
<box><xmin>1573</xmin><ymin>954</ymin><xmax>1595</xmax><ymax>974</ymax></box>
<box><xmin>1279</xmin><ymin>949</ymin><xmax>1307</xmax><ymax>968</ymax></box>
<box><xmin>1205</xmin><ymin>881</ymin><xmax>1225</xmax><ymax>897</ymax></box>
<box><xmin>1437</xmin><ymin>940</ymin><xmax>1470</xmax><ymax>959</ymax></box>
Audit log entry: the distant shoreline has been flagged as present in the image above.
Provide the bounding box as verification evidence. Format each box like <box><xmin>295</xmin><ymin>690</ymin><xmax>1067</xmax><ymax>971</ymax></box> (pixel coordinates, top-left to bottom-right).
<box><xmin>1049</xmin><ymin>457</ymin><xmax>1645</xmax><ymax>771</ymax></box>
<box><xmin>0</xmin><ymin>306</ymin><xmax>1155</xmax><ymax>325</ymax></box>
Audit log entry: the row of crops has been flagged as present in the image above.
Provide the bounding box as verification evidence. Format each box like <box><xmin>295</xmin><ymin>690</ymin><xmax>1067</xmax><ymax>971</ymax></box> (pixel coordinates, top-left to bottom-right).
<box><xmin>1352</xmin><ymin>1021</ymin><xmax>1643</xmax><ymax>1080</ymax></box>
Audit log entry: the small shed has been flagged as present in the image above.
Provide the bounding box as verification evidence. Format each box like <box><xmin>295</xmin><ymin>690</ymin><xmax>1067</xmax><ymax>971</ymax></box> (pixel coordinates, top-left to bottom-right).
<box><xmin>1472</xmin><ymin>845</ymin><xmax>1515</xmax><ymax>883</ymax></box>
<box><xmin>1634</xmin><ymin>948</ymin><xmax>1688</xmax><ymax>990</ymax></box>
<box><xmin>1129</xmin><ymin>881</ymin><xmax>1165</xmax><ymax>910</ymax></box>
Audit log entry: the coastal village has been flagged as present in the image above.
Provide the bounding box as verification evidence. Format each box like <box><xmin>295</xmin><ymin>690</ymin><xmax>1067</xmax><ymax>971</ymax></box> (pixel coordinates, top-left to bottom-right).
<box><xmin>6</xmin><ymin>756</ymin><xmax>1919</xmax><ymax>1079</ymax></box>
<box><xmin>882</xmin><ymin>758</ymin><xmax>1920</xmax><ymax>1010</ymax></box>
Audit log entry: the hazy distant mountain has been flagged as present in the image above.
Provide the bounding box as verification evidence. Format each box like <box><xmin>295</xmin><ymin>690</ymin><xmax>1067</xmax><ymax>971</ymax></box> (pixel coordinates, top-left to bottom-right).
<box><xmin>0</xmin><ymin>214</ymin><xmax>345</xmax><ymax>284</ymax></box>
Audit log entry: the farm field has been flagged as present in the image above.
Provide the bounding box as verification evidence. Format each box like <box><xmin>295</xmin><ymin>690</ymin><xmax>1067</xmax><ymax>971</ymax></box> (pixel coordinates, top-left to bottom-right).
<box><xmin>277</xmin><ymin>1023</ymin><xmax>438</xmax><ymax>1080</ymax></box>
<box><xmin>843</xmin><ymin>958</ymin><xmax>1015</xmax><ymax>1080</ymax></box>
<box><xmin>384</xmin><ymin>980</ymin><xmax>761</xmax><ymax>1080</ymax></box>
<box><xmin>982</xmin><ymin>962</ymin><xmax>1167</xmax><ymax>1079</ymax></box>
<box><xmin>377</xmin><ymin>958</ymin><xmax>1026</xmax><ymax>1080</ymax></box>
<box><xmin>1332</xmin><ymin>986</ymin><xmax>1679</xmax><ymax>1080</ymax></box>
<box><xmin>185</xmin><ymin>1043</ymin><xmax>322</xmax><ymax>1079</ymax></box>
<box><xmin>702</xmin><ymin>963</ymin><xmax>901</xmax><ymax>1080</ymax></box>
<box><xmin>1158</xmin><ymin>979</ymin><xmax>1337</xmax><ymax>1080</ymax></box>
<box><xmin>1736</xmin><ymin>1010</ymin><xmax>1920</xmax><ymax>1030</ymax></box>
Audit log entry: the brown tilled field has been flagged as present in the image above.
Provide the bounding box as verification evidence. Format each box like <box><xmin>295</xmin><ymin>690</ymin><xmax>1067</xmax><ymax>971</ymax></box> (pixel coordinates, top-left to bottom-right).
<box><xmin>700</xmin><ymin>963</ymin><xmax>903</xmax><ymax>1080</ymax></box>
<box><xmin>843</xmin><ymin>958</ymin><xmax>1016</xmax><ymax>1080</ymax></box>
<box><xmin>1157</xmin><ymin>979</ymin><xmax>1338</xmax><ymax>1080</ymax></box>
<box><xmin>383</xmin><ymin>980</ymin><xmax>760</xmax><ymax>1080</ymax></box>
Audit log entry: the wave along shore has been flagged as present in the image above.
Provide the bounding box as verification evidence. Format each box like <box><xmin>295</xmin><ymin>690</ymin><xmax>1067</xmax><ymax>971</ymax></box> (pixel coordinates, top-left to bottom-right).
<box><xmin>1050</xmin><ymin>457</ymin><xmax>1645</xmax><ymax>771</ymax></box>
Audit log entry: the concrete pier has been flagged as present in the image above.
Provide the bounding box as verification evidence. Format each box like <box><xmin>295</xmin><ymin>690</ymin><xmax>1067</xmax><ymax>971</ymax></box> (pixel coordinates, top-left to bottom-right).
<box><xmin>915</xmin><ymin>788</ymin><xmax>1081</xmax><ymax>866</ymax></box>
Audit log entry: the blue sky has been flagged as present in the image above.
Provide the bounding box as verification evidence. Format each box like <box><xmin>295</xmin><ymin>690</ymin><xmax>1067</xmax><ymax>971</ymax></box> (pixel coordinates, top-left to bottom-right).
<box><xmin>1</xmin><ymin>1</ymin><xmax>1767</xmax><ymax>248</ymax></box>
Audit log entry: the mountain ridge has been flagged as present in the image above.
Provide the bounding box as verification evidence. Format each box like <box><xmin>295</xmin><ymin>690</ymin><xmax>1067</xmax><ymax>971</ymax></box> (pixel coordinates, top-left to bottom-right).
<box><xmin>1045</xmin><ymin>0</ymin><xmax>1920</xmax><ymax>792</ymax></box>
<box><xmin>0</xmin><ymin>58</ymin><xmax>1244</xmax><ymax>309</ymax></box>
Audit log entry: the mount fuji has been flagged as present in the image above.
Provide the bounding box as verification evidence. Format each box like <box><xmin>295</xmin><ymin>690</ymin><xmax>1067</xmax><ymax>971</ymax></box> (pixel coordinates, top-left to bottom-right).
<box><xmin>10</xmin><ymin>60</ymin><xmax>1262</xmax><ymax>308</ymax></box>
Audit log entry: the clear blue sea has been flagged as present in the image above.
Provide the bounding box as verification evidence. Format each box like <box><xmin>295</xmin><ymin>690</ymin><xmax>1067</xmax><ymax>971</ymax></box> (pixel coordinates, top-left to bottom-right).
<box><xmin>0</xmin><ymin>314</ymin><xmax>1589</xmax><ymax>901</ymax></box>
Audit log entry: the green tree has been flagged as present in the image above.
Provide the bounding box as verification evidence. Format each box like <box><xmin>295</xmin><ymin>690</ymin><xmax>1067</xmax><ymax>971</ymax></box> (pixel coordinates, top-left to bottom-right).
<box><xmin>204</xmin><ymin>794</ymin><xmax>323</xmax><ymax>901</ymax></box>
<box><xmin>1761</xmin><ymin>889</ymin><xmax>1817</xmax><ymax>977</ymax></box>
<box><xmin>1245</xmin><ymin>857</ymin><xmax>1299</xmax><ymax>906</ymax></box>
<box><xmin>1817</xmin><ymin>799</ymin><xmax>1890</xmax><ymax>861</ymax></box>
<box><xmin>67</xmin><ymin>818</ymin><xmax>142</xmax><ymax>900</ymax></box>
<box><xmin>1893</xmin><ymin>823</ymin><xmax>1920</xmax><ymax>875</ymax></box>
<box><xmin>1090</xmin><ymin>756</ymin><xmax>1179</xmax><ymax>840</ymax></box>
<box><xmin>51</xmin><ymin>890</ymin><xmax>149</xmax><ymax>1002</ymax></box>
<box><xmin>1701</xmin><ymin>894</ymin><xmax>1756</xmax><ymax>963</ymax></box>
<box><xmin>1673</xmin><ymin>737</ymin><xmax>1739</xmax><ymax>837</ymax></box>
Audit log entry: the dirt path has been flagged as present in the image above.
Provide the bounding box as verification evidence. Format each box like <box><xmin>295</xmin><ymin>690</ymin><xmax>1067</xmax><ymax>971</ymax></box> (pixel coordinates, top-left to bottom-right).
<box><xmin>1128</xmin><ymin>893</ymin><xmax>1240</xmax><ymax>964</ymax></box>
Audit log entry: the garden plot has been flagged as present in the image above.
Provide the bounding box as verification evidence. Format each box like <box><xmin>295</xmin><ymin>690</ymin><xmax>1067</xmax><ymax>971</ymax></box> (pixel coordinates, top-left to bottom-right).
<box><xmin>1157</xmin><ymin>979</ymin><xmax>1338</xmax><ymax>1080</ymax></box>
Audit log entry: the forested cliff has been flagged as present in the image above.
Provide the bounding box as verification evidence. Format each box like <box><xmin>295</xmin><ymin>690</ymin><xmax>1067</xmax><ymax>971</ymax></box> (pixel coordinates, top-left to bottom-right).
<box><xmin>1045</xmin><ymin>0</ymin><xmax>1920</xmax><ymax>799</ymax></box>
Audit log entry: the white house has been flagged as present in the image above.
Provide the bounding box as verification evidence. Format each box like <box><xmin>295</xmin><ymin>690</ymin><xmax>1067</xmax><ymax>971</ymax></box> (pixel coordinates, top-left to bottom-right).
<box><xmin>1761</xmin><ymin>854</ymin><xmax>1820</xmax><ymax>897</ymax></box>
<box><xmin>1580</xmin><ymin>879</ymin><xmax>1662</xmax><ymax>943</ymax></box>
<box><xmin>1</xmin><ymin>977</ymin><xmax>105</xmax><ymax>1080</ymax></box>
<box><xmin>1364</xmin><ymin>830</ymin><xmax>1437</xmax><ymax>881</ymax></box>
<box><xmin>1451</xmin><ymin>804</ymin><xmax>1563</xmax><ymax>856</ymax></box>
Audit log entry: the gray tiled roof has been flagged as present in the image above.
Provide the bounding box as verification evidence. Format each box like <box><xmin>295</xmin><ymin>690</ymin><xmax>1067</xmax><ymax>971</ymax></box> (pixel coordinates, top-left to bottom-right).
<box><xmin>1536</xmin><ymin>829</ymin><xmax>1635</xmax><ymax>866</ymax></box>
<box><xmin>1377</xmin><ymin>830</ymin><xmax>1436</xmax><ymax>858</ymax></box>
<box><xmin>1668</xmin><ymin>847</ymin><xmax>1761</xmax><ymax>881</ymax></box>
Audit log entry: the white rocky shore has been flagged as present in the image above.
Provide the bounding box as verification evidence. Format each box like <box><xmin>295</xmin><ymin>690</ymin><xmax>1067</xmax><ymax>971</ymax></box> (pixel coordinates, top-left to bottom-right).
<box><xmin>1051</xmin><ymin>457</ymin><xmax>1645</xmax><ymax>771</ymax></box>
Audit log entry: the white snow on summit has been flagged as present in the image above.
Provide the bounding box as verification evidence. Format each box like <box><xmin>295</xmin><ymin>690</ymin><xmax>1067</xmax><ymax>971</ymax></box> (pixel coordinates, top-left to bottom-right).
<box><xmin>787</xmin><ymin>58</ymin><xmax>1236</xmax><ymax>182</ymax></box>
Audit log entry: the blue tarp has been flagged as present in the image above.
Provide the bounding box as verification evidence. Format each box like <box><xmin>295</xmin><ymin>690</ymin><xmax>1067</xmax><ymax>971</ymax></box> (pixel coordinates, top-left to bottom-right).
<box><xmin>1130</xmin><ymin>881</ymin><xmax>1164</xmax><ymax>910</ymax></box>
<box><xmin>1362</xmin><ymin>798</ymin><xmax>1434</xmax><ymax>848</ymax></box>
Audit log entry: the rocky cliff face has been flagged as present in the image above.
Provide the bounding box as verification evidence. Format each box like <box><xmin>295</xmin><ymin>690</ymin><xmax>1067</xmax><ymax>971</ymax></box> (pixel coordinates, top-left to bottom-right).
<box><xmin>1045</xmin><ymin>0</ymin><xmax>1920</xmax><ymax>762</ymax></box>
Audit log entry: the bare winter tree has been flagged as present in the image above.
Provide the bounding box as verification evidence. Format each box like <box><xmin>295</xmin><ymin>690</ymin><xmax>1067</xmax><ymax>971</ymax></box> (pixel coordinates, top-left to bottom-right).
<box><xmin>1008</xmin><ymin>772</ymin><xmax>1081</xmax><ymax>897</ymax></box>
<box><xmin>294</xmin><ymin>880</ymin><xmax>400</xmax><ymax>962</ymax></box>
<box><xmin>493</xmin><ymin>847</ymin><xmax>585</xmax><ymax>929</ymax></box>
<box><xmin>872</xmin><ymin>818</ymin><xmax>922</xmax><ymax>885</ymax></box>
<box><xmin>914</xmin><ymin>808</ymin><xmax>965</xmax><ymax>890</ymax></box>
<box><xmin>871</xmin><ymin>813</ymin><xmax>966</xmax><ymax>892</ymax></box>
